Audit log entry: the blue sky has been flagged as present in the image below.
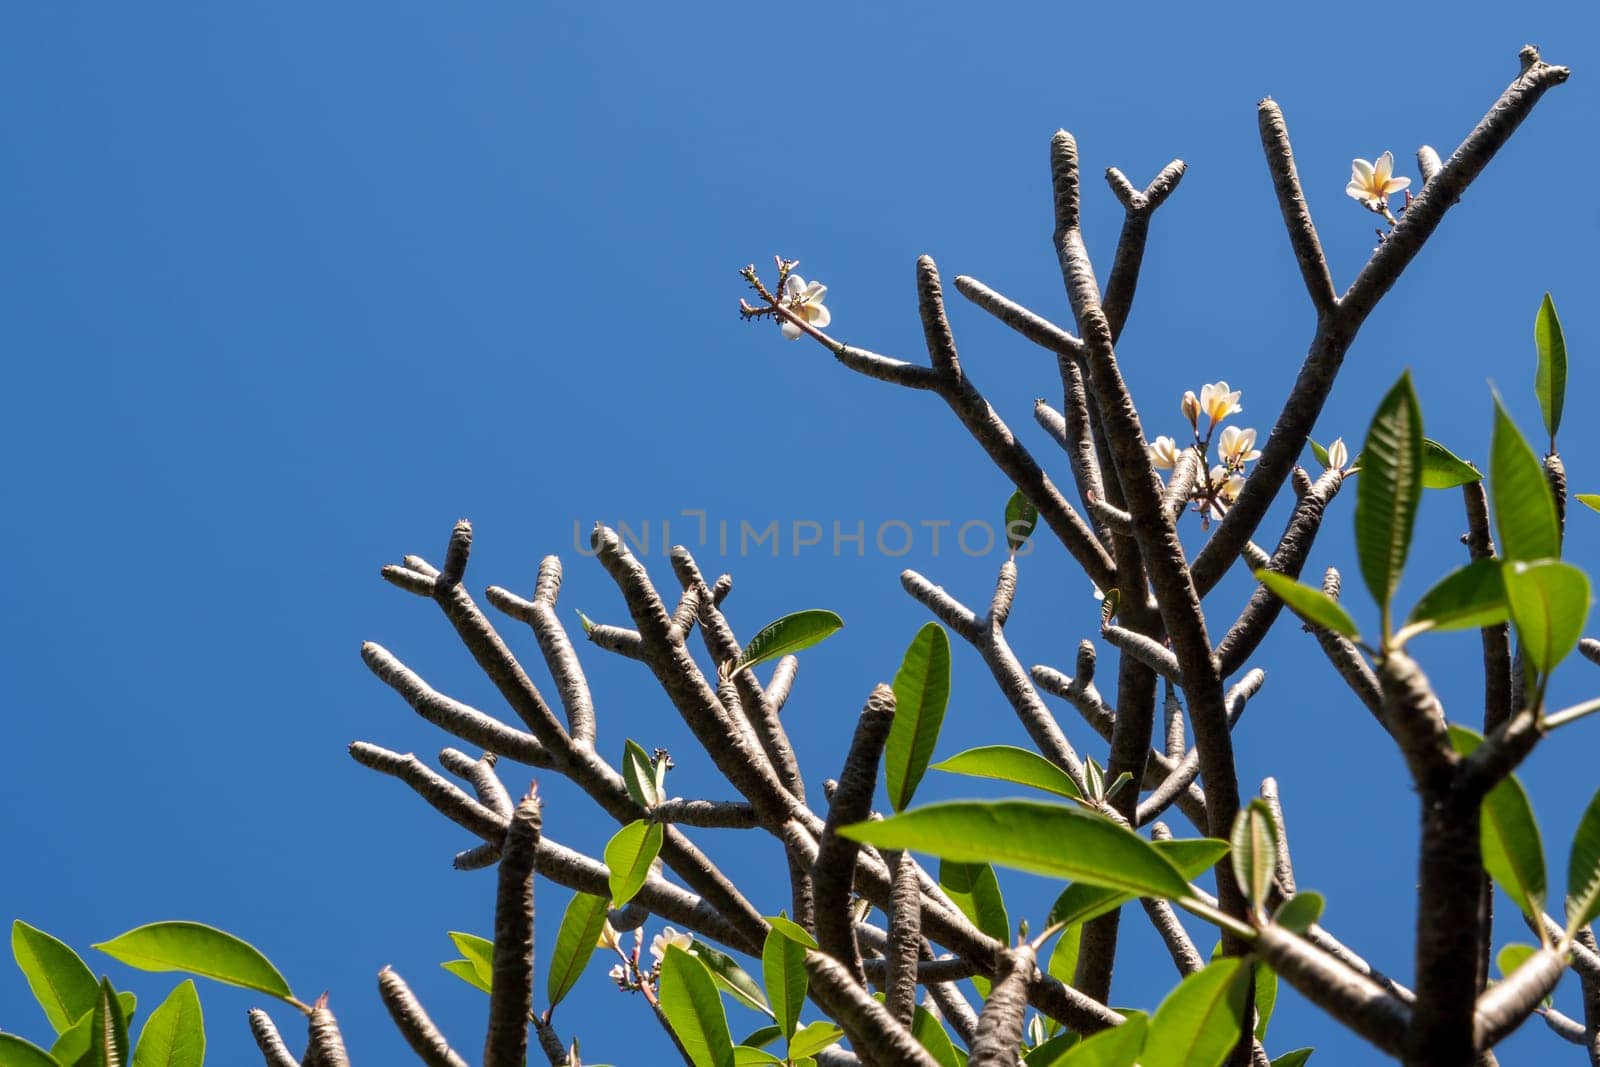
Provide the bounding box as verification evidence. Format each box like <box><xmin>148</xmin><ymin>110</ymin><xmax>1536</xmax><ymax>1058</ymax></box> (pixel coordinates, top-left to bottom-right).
<box><xmin>3</xmin><ymin>3</ymin><xmax>1598</xmax><ymax>1063</ymax></box>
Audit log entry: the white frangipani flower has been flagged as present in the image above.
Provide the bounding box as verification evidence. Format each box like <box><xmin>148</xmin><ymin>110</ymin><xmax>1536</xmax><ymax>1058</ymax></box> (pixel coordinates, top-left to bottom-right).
<box><xmin>1148</xmin><ymin>435</ymin><xmax>1179</xmax><ymax>470</ymax></box>
<box><xmin>1206</xmin><ymin>465</ymin><xmax>1246</xmax><ymax>519</ymax></box>
<box><xmin>648</xmin><ymin>927</ymin><xmax>695</xmax><ymax>965</ymax></box>
<box><xmin>1199</xmin><ymin>381</ymin><xmax>1242</xmax><ymax>424</ymax></box>
<box><xmin>1217</xmin><ymin>426</ymin><xmax>1261</xmax><ymax>467</ymax></box>
<box><xmin>1327</xmin><ymin>437</ymin><xmax>1349</xmax><ymax>470</ymax></box>
<box><xmin>597</xmin><ymin>922</ymin><xmax>621</xmax><ymax>952</ymax></box>
<box><xmin>607</xmin><ymin>963</ymin><xmax>627</xmax><ymax>984</ymax></box>
<box><xmin>1346</xmin><ymin>152</ymin><xmax>1410</xmax><ymax>215</ymax></box>
<box><xmin>1181</xmin><ymin>390</ymin><xmax>1202</xmax><ymax>428</ymax></box>
<box><xmin>780</xmin><ymin>274</ymin><xmax>831</xmax><ymax>339</ymax></box>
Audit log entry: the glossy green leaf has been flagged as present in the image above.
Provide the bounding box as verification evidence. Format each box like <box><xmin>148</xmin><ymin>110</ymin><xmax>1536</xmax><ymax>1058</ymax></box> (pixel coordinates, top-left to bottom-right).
<box><xmin>1503</xmin><ymin>560</ymin><xmax>1591</xmax><ymax>674</ymax></box>
<box><xmin>547</xmin><ymin>893</ymin><xmax>609</xmax><ymax>1010</ymax></box>
<box><xmin>131</xmin><ymin>980</ymin><xmax>204</xmax><ymax>1067</ymax></box>
<box><xmin>659</xmin><ymin>945</ymin><xmax>734</xmax><ymax>1067</ymax></box>
<box><xmin>847</xmin><ymin>801</ymin><xmax>1192</xmax><ymax>898</ymax></box>
<box><xmin>1577</xmin><ymin>494</ymin><xmax>1600</xmax><ymax>514</ymax></box>
<box><xmin>0</xmin><ymin>1034</ymin><xmax>62</xmax><ymax>1067</ymax></box>
<box><xmin>1535</xmin><ymin>292</ymin><xmax>1567</xmax><ymax>442</ymax></box>
<box><xmin>731</xmin><ymin>610</ymin><xmax>843</xmax><ymax>673</ymax></box>
<box><xmin>1005</xmin><ymin>490</ymin><xmax>1039</xmax><ymax>554</ymax></box>
<box><xmin>1254</xmin><ymin>572</ymin><xmax>1359</xmax><ymax>639</ymax></box>
<box><xmin>886</xmin><ymin>623</ymin><xmax>952</xmax><ymax>812</ymax></box>
<box><xmin>1141</xmin><ymin>958</ymin><xmax>1249</xmax><ymax>1067</ymax></box>
<box><xmin>691</xmin><ymin>941</ymin><xmax>771</xmax><ymax>1018</ymax></box>
<box><xmin>1566</xmin><ymin>787</ymin><xmax>1600</xmax><ymax>935</ymax></box>
<box><xmin>12</xmin><ymin>920</ymin><xmax>99</xmax><ymax>1034</ymax></box>
<box><xmin>48</xmin><ymin>993</ymin><xmax>136</xmax><ymax>1064</ymax></box>
<box><xmin>84</xmin><ymin>977</ymin><xmax>131</xmax><ymax>1067</ymax></box>
<box><xmin>1271</xmin><ymin>891</ymin><xmax>1325</xmax><ymax>935</ymax></box>
<box><xmin>1048</xmin><ymin>839</ymin><xmax>1229</xmax><ymax>929</ymax></box>
<box><xmin>1490</xmin><ymin>396</ymin><xmax>1560</xmax><ymax>563</ymax></box>
<box><xmin>448</xmin><ymin>932</ymin><xmax>494</xmax><ymax>988</ymax></box>
<box><xmin>940</xmin><ymin>860</ymin><xmax>1008</xmax><ymax>996</ymax></box>
<box><xmin>623</xmin><ymin>739</ymin><xmax>660</xmax><ymax>809</ymax></box>
<box><xmin>94</xmin><ymin>922</ymin><xmax>294</xmax><ymax>1003</ymax></box>
<box><xmin>739</xmin><ymin>1025</ymin><xmax>783</xmax><ymax>1050</ymax></box>
<box><xmin>761</xmin><ymin>925</ymin><xmax>807</xmax><ymax>1041</ymax></box>
<box><xmin>763</xmin><ymin>915</ymin><xmax>818</xmax><ymax>949</ymax></box>
<box><xmin>441</xmin><ymin>959</ymin><xmax>491</xmax><ymax>994</ymax></box>
<box><xmin>787</xmin><ymin>1021</ymin><xmax>844</xmax><ymax>1058</ymax></box>
<box><xmin>1450</xmin><ymin>726</ymin><xmax>1546</xmax><ymax>920</ymax></box>
<box><xmin>1420</xmin><ymin>439</ymin><xmax>1481</xmax><ymax>490</ymax></box>
<box><xmin>1254</xmin><ymin>965</ymin><xmax>1278</xmax><ymax>1041</ymax></box>
<box><xmin>1230</xmin><ymin>800</ymin><xmax>1278</xmax><ymax>918</ymax></box>
<box><xmin>1404</xmin><ymin>559</ymin><xmax>1508</xmax><ymax>635</ymax></box>
<box><xmin>730</xmin><ymin>1048</ymin><xmax>783</xmax><ymax>1066</ymax></box>
<box><xmin>912</xmin><ymin>1005</ymin><xmax>963</xmax><ymax>1067</ymax></box>
<box><xmin>604</xmin><ymin>820</ymin><xmax>664</xmax><ymax>906</ymax></box>
<box><xmin>1045</xmin><ymin>1016</ymin><xmax>1145</xmax><ymax>1066</ymax></box>
<box><xmin>930</xmin><ymin>745</ymin><xmax>1082</xmax><ymax>799</ymax></box>
<box><xmin>1047</xmin><ymin>923</ymin><xmax>1082</xmax><ymax>986</ymax></box>
<box><xmin>1270</xmin><ymin>1050</ymin><xmax>1314</xmax><ymax>1067</ymax></box>
<box><xmin>1354</xmin><ymin>372</ymin><xmax>1424</xmax><ymax>617</ymax></box>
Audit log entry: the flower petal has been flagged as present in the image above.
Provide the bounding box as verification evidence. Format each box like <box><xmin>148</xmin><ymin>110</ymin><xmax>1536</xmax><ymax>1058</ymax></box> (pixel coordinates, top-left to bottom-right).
<box><xmin>803</xmin><ymin>282</ymin><xmax>827</xmax><ymax>303</ymax></box>
<box><xmin>780</xmin><ymin>319</ymin><xmax>803</xmax><ymax>339</ymax></box>
<box><xmin>808</xmin><ymin>304</ymin><xmax>831</xmax><ymax>328</ymax></box>
<box><xmin>1350</xmin><ymin>158</ymin><xmax>1375</xmax><ymax>184</ymax></box>
<box><xmin>783</xmin><ymin>275</ymin><xmax>805</xmax><ymax>299</ymax></box>
<box><xmin>1374</xmin><ymin>151</ymin><xmax>1394</xmax><ymax>183</ymax></box>
<box><xmin>1383</xmin><ymin>176</ymin><xmax>1410</xmax><ymax>195</ymax></box>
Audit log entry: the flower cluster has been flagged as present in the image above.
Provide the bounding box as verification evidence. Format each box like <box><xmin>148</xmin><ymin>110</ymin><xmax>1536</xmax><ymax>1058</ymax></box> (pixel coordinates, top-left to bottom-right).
<box><xmin>1148</xmin><ymin>381</ymin><xmax>1259</xmax><ymax>524</ymax></box>
<box><xmin>738</xmin><ymin>257</ymin><xmax>833</xmax><ymax>341</ymax></box>
<box><xmin>601</xmin><ymin>923</ymin><xmax>696</xmax><ymax>994</ymax></box>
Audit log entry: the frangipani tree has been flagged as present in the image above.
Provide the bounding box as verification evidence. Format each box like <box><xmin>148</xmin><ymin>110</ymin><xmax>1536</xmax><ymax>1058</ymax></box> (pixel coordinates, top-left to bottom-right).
<box><xmin>5</xmin><ymin>43</ymin><xmax>1595</xmax><ymax>1067</ymax></box>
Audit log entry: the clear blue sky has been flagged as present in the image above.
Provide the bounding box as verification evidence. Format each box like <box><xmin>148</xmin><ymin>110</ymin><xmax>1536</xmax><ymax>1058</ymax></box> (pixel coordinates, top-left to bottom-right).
<box><xmin>3</xmin><ymin>4</ymin><xmax>1598</xmax><ymax>1064</ymax></box>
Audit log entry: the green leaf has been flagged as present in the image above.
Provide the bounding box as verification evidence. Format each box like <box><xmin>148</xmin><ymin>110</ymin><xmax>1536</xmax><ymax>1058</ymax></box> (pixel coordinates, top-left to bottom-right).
<box><xmin>730</xmin><ymin>1048</ymin><xmax>783</xmax><ymax>1066</ymax></box>
<box><xmin>912</xmin><ymin>1005</ymin><xmax>963</xmax><ymax>1067</ymax></box>
<box><xmin>1495</xmin><ymin>942</ymin><xmax>1537</xmax><ymax>979</ymax></box>
<box><xmin>547</xmin><ymin>893</ymin><xmax>609</xmax><ymax>1010</ymax></box>
<box><xmin>1005</xmin><ymin>490</ymin><xmax>1040</xmax><ymax>554</ymax></box>
<box><xmin>84</xmin><ymin>977</ymin><xmax>131</xmax><ymax>1067</ymax></box>
<box><xmin>846</xmin><ymin>800</ymin><xmax>1193</xmax><ymax>898</ymax></box>
<box><xmin>1307</xmin><ymin>438</ymin><xmax>1330</xmax><ymax>469</ymax></box>
<box><xmin>1404</xmin><ymin>559</ymin><xmax>1508</xmax><ymax>635</ymax></box>
<box><xmin>131</xmin><ymin>980</ymin><xmax>204</xmax><ymax>1067</ymax></box>
<box><xmin>1503</xmin><ymin>560</ymin><xmax>1591</xmax><ymax>674</ymax></box>
<box><xmin>48</xmin><ymin>993</ymin><xmax>136</xmax><ymax>1064</ymax></box>
<box><xmin>1420</xmin><ymin>439</ymin><xmax>1482</xmax><ymax>490</ymax></box>
<box><xmin>787</xmin><ymin>1021</ymin><xmax>844</xmax><ymax>1058</ymax></box>
<box><xmin>0</xmin><ymin>1034</ymin><xmax>62</xmax><ymax>1067</ymax></box>
<box><xmin>738</xmin><ymin>1026</ymin><xmax>784</xmax><ymax>1050</ymax></box>
<box><xmin>1270</xmin><ymin>1050</ymin><xmax>1314</xmax><ymax>1067</ymax></box>
<box><xmin>691</xmin><ymin>941</ymin><xmax>772</xmax><ymax>1019</ymax></box>
<box><xmin>1270</xmin><ymin>891</ymin><xmax>1325</xmax><ymax>935</ymax></box>
<box><xmin>940</xmin><ymin>860</ymin><xmax>1009</xmax><ymax>996</ymax></box>
<box><xmin>1535</xmin><ymin>292</ymin><xmax>1567</xmax><ymax>443</ymax></box>
<box><xmin>1450</xmin><ymin>726</ymin><xmax>1546</xmax><ymax>920</ymax></box>
<box><xmin>604</xmin><ymin>820</ymin><xmax>664</xmax><ymax>906</ymax></box>
<box><xmin>1354</xmin><ymin>372</ymin><xmax>1424</xmax><ymax>619</ymax></box>
<box><xmin>930</xmin><ymin>745</ymin><xmax>1082</xmax><ymax>800</ymax></box>
<box><xmin>1048</xmin><ymin>839</ymin><xmax>1229</xmax><ymax>929</ymax></box>
<box><xmin>1047</xmin><ymin>924</ymin><xmax>1082</xmax><ymax>986</ymax></box>
<box><xmin>1230</xmin><ymin>800</ymin><xmax>1278</xmax><ymax>918</ymax></box>
<box><xmin>1141</xmin><ymin>958</ymin><xmax>1249</xmax><ymax>1067</ymax></box>
<box><xmin>1045</xmin><ymin>1016</ymin><xmax>1146</xmax><ymax>1066</ymax></box>
<box><xmin>1254</xmin><ymin>572</ymin><xmax>1360</xmax><ymax>639</ymax></box>
<box><xmin>659</xmin><ymin>945</ymin><xmax>734</xmax><ymax>1067</ymax></box>
<box><xmin>1490</xmin><ymin>395</ymin><xmax>1560</xmax><ymax>563</ymax></box>
<box><xmin>623</xmin><ymin>739</ymin><xmax>661</xmax><ymax>809</ymax></box>
<box><xmin>886</xmin><ymin>623</ymin><xmax>952</xmax><ymax>812</ymax></box>
<box><xmin>448</xmin><ymin>932</ymin><xmax>494</xmax><ymax>989</ymax></box>
<box><xmin>441</xmin><ymin>959</ymin><xmax>491</xmax><ymax>994</ymax></box>
<box><xmin>12</xmin><ymin>920</ymin><xmax>100</xmax><ymax>1034</ymax></box>
<box><xmin>93</xmin><ymin>922</ymin><xmax>294</xmax><ymax>1003</ymax></box>
<box><xmin>732</xmin><ymin>610</ymin><xmax>843</xmax><ymax>673</ymax></box>
<box><xmin>762</xmin><ymin>915</ymin><xmax>818</xmax><ymax>950</ymax></box>
<box><xmin>1565</xmin><ymin>788</ymin><xmax>1600</xmax><ymax>935</ymax></box>
<box><xmin>761</xmin><ymin>925</ymin><xmax>808</xmax><ymax>1041</ymax></box>
<box><xmin>1254</xmin><ymin>966</ymin><xmax>1278</xmax><ymax>1041</ymax></box>
<box><xmin>1577</xmin><ymin>494</ymin><xmax>1600</xmax><ymax>514</ymax></box>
